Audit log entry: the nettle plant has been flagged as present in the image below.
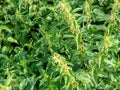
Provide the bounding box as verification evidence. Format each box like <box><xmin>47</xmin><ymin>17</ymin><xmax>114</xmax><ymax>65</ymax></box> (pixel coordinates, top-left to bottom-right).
<box><xmin>0</xmin><ymin>0</ymin><xmax>120</xmax><ymax>90</ymax></box>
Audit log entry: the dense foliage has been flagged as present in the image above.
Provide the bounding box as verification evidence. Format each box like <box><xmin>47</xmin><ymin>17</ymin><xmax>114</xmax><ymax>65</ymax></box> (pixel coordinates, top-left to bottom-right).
<box><xmin>0</xmin><ymin>0</ymin><xmax>120</xmax><ymax>90</ymax></box>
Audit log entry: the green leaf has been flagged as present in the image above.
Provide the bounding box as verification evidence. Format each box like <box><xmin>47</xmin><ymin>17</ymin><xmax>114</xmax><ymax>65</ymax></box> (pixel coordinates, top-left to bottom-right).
<box><xmin>63</xmin><ymin>34</ymin><xmax>74</xmax><ymax>38</ymax></box>
<box><xmin>75</xmin><ymin>70</ymin><xmax>92</xmax><ymax>84</ymax></box>
<box><xmin>76</xmin><ymin>33</ymin><xmax>81</xmax><ymax>50</ymax></box>
<box><xmin>31</xmin><ymin>77</ymin><xmax>40</xmax><ymax>90</ymax></box>
<box><xmin>7</xmin><ymin>37</ymin><xmax>18</xmax><ymax>44</ymax></box>
<box><xmin>0</xmin><ymin>25</ymin><xmax>12</xmax><ymax>33</ymax></box>
<box><xmin>93</xmin><ymin>9</ymin><xmax>105</xmax><ymax>15</ymax></box>
<box><xmin>20</xmin><ymin>79</ymin><xmax>28</xmax><ymax>90</ymax></box>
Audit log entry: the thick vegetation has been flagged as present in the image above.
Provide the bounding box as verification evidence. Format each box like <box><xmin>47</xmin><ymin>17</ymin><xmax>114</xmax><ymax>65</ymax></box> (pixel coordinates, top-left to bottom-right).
<box><xmin>0</xmin><ymin>0</ymin><xmax>120</xmax><ymax>90</ymax></box>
